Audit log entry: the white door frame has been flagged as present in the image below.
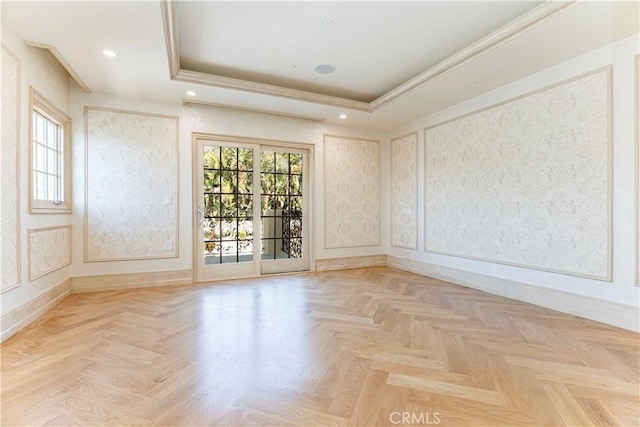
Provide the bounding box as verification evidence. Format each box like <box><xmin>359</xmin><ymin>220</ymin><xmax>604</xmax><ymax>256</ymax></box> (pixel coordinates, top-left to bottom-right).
<box><xmin>192</xmin><ymin>133</ymin><xmax>315</xmax><ymax>283</ymax></box>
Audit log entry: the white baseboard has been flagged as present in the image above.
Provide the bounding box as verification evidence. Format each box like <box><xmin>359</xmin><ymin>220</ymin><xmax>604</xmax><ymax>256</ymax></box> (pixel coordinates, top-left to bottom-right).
<box><xmin>387</xmin><ymin>256</ymin><xmax>640</xmax><ymax>332</ymax></box>
<box><xmin>1</xmin><ymin>279</ymin><xmax>71</xmax><ymax>343</ymax></box>
<box><xmin>315</xmin><ymin>255</ymin><xmax>387</xmax><ymax>272</ymax></box>
<box><xmin>71</xmin><ymin>269</ymin><xmax>193</xmax><ymax>293</ymax></box>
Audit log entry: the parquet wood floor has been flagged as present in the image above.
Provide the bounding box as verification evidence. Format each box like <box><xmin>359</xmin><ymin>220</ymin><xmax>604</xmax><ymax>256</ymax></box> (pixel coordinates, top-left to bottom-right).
<box><xmin>1</xmin><ymin>267</ymin><xmax>638</xmax><ymax>426</ymax></box>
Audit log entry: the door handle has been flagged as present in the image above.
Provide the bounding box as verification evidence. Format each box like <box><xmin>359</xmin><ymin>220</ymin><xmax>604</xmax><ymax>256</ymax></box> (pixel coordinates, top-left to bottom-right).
<box><xmin>197</xmin><ymin>206</ymin><xmax>205</xmax><ymax>226</ymax></box>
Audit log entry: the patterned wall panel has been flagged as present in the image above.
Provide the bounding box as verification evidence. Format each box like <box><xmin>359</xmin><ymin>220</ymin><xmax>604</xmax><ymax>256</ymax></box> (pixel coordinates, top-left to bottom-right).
<box><xmin>637</xmin><ymin>55</ymin><xmax>640</xmax><ymax>286</ymax></box>
<box><xmin>85</xmin><ymin>108</ymin><xmax>179</xmax><ymax>261</ymax></box>
<box><xmin>28</xmin><ymin>226</ymin><xmax>71</xmax><ymax>280</ymax></box>
<box><xmin>324</xmin><ymin>135</ymin><xmax>380</xmax><ymax>248</ymax></box>
<box><xmin>424</xmin><ymin>68</ymin><xmax>611</xmax><ymax>280</ymax></box>
<box><xmin>391</xmin><ymin>132</ymin><xmax>418</xmax><ymax>249</ymax></box>
<box><xmin>1</xmin><ymin>46</ymin><xmax>21</xmax><ymax>291</ymax></box>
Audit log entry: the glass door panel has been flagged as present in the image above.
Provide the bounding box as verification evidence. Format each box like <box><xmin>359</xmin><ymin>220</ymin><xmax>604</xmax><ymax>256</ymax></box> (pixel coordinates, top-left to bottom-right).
<box><xmin>203</xmin><ymin>146</ymin><xmax>254</xmax><ymax>264</ymax></box>
<box><xmin>195</xmin><ymin>138</ymin><xmax>310</xmax><ymax>282</ymax></box>
<box><xmin>196</xmin><ymin>140</ymin><xmax>259</xmax><ymax>281</ymax></box>
<box><xmin>260</xmin><ymin>148</ymin><xmax>308</xmax><ymax>274</ymax></box>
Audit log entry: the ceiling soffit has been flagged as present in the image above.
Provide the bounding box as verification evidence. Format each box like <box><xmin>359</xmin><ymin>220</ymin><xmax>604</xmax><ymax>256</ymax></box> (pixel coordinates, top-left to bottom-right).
<box><xmin>161</xmin><ymin>0</ymin><xmax>579</xmax><ymax>113</ymax></box>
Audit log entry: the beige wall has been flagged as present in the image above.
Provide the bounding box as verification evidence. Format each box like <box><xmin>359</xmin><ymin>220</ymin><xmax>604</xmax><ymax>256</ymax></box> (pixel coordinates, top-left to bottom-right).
<box><xmin>1</xmin><ymin>28</ymin><xmax>73</xmax><ymax>336</ymax></box>
<box><xmin>3</xmin><ymin>25</ymin><xmax>637</xmax><ymax>337</ymax></box>
<box><xmin>69</xmin><ymin>89</ymin><xmax>386</xmax><ymax>280</ymax></box>
<box><xmin>384</xmin><ymin>34</ymin><xmax>639</xmax><ymax>330</ymax></box>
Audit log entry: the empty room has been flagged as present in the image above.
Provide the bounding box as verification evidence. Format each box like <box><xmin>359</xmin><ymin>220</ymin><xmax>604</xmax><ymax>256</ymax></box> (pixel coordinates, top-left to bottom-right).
<box><xmin>1</xmin><ymin>1</ymin><xmax>639</xmax><ymax>426</ymax></box>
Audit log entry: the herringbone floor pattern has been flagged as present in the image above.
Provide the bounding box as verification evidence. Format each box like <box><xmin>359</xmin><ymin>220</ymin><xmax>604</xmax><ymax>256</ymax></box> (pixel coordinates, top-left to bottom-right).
<box><xmin>1</xmin><ymin>267</ymin><xmax>638</xmax><ymax>426</ymax></box>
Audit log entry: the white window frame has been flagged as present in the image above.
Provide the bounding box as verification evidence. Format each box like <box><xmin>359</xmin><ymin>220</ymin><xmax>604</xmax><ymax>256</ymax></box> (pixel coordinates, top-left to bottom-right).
<box><xmin>29</xmin><ymin>87</ymin><xmax>71</xmax><ymax>213</ymax></box>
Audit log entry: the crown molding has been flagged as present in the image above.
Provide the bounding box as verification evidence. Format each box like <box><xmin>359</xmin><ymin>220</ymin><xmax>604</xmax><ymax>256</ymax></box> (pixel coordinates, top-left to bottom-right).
<box><xmin>174</xmin><ymin>69</ymin><xmax>370</xmax><ymax>112</ymax></box>
<box><xmin>161</xmin><ymin>0</ymin><xmax>180</xmax><ymax>78</ymax></box>
<box><xmin>25</xmin><ymin>42</ymin><xmax>91</xmax><ymax>93</ymax></box>
<box><xmin>370</xmin><ymin>1</ymin><xmax>582</xmax><ymax>111</ymax></box>
<box><xmin>161</xmin><ymin>0</ymin><xmax>581</xmax><ymax>112</ymax></box>
<box><xmin>182</xmin><ymin>98</ymin><xmax>325</xmax><ymax>122</ymax></box>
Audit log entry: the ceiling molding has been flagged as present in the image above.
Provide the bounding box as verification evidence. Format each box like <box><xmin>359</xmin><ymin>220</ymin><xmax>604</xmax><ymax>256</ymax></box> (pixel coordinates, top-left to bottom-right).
<box><xmin>174</xmin><ymin>69</ymin><xmax>370</xmax><ymax>112</ymax></box>
<box><xmin>182</xmin><ymin>98</ymin><xmax>325</xmax><ymax>122</ymax></box>
<box><xmin>162</xmin><ymin>0</ymin><xmax>581</xmax><ymax>113</ymax></box>
<box><xmin>369</xmin><ymin>0</ymin><xmax>582</xmax><ymax>111</ymax></box>
<box><xmin>161</xmin><ymin>0</ymin><xmax>369</xmax><ymax>112</ymax></box>
<box><xmin>25</xmin><ymin>42</ymin><xmax>91</xmax><ymax>93</ymax></box>
<box><xmin>160</xmin><ymin>0</ymin><xmax>180</xmax><ymax>77</ymax></box>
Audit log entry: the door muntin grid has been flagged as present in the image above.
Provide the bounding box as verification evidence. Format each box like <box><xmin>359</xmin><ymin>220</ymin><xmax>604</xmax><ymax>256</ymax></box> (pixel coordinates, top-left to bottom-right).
<box><xmin>203</xmin><ymin>146</ymin><xmax>254</xmax><ymax>264</ymax></box>
<box><xmin>260</xmin><ymin>151</ymin><xmax>303</xmax><ymax>260</ymax></box>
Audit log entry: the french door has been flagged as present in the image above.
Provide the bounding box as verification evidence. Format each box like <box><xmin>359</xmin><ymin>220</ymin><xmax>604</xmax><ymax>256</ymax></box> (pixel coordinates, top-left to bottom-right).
<box><xmin>194</xmin><ymin>135</ymin><xmax>310</xmax><ymax>282</ymax></box>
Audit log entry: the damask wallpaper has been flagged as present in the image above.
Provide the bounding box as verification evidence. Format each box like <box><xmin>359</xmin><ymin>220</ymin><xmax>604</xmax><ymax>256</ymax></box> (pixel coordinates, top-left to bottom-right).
<box><xmin>324</xmin><ymin>135</ymin><xmax>380</xmax><ymax>248</ymax></box>
<box><xmin>28</xmin><ymin>226</ymin><xmax>71</xmax><ymax>280</ymax></box>
<box><xmin>424</xmin><ymin>69</ymin><xmax>611</xmax><ymax>279</ymax></box>
<box><xmin>85</xmin><ymin>108</ymin><xmax>179</xmax><ymax>261</ymax></box>
<box><xmin>1</xmin><ymin>46</ymin><xmax>20</xmax><ymax>291</ymax></box>
<box><xmin>637</xmin><ymin>55</ymin><xmax>640</xmax><ymax>286</ymax></box>
<box><xmin>391</xmin><ymin>132</ymin><xmax>418</xmax><ymax>249</ymax></box>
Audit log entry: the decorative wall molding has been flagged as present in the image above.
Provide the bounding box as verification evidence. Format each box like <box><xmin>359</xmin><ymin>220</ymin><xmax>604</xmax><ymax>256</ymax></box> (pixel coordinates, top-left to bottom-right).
<box><xmin>71</xmin><ymin>269</ymin><xmax>193</xmax><ymax>293</ymax></box>
<box><xmin>387</xmin><ymin>256</ymin><xmax>639</xmax><ymax>332</ymax></box>
<box><xmin>391</xmin><ymin>132</ymin><xmax>418</xmax><ymax>249</ymax></box>
<box><xmin>161</xmin><ymin>0</ymin><xmax>577</xmax><ymax>111</ymax></box>
<box><xmin>1</xmin><ymin>279</ymin><xmax>71</xmax><ymax>343</ymax></box>
<box><xmin>84</xmin><ymin>107</ymin><xmax>179</xmax><ymax>262</ymax></box>
<box><xmin>315</xmin><ymin>255</ymin><xmax>387</xmax><ymax>272</ymax></box>
<box><xmin>424</xmin><ymin>67</ymin><xmax>612</xmax><ymax>280</ymax></box>
<box><xmin>323</xmin><ymin>134</ymin><xmax>380</xmax><ymax>249</ymax></box>
<box><xmin>1</xmin><ymin>45</ymin><xmax>21</xmax><ymax>293</ymax></box>
<box><xmin>636</xmin><ymin>55</ymin><xmax>640</xmax><ymax>286</ymax></box>
<box><xmin>28</xmin><ymin>225</ymin><xmax>72</xmax><ymax>281</ymax></box>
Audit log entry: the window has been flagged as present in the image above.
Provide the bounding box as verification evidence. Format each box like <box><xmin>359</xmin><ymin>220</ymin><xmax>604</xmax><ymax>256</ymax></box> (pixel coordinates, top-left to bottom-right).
<box><xmin>30</xmin><ymin>88</ymin><xmax>71</xmax><ymax>213</ymax></box>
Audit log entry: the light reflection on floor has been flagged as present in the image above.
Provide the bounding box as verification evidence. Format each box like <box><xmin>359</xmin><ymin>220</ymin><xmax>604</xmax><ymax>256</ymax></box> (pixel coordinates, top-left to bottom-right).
<box><xmin>197</xmin><ymin>276</ymin><xmax>312</xmax><ymax>398</ymax></box>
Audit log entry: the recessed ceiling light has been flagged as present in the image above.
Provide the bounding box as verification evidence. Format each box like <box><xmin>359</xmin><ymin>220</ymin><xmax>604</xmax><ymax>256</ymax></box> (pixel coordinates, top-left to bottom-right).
<box><xmin>102</xmin><ymin>49</ymin><xmax>116</xmax><ymax>57</ymax></box>
<box><xmin>339</xmin><ymin>114</ymin><xmax>347</xmax><ymax>119</ymax></box>
<box><xmin>186</xmin><ymin>91</ymin><xmax>197</xmax><ymax>96</ymax></box>
<box><xmin>314</xmin><ymin>64</ymin><xmax>336</xmax><ymax>75</ymax></box>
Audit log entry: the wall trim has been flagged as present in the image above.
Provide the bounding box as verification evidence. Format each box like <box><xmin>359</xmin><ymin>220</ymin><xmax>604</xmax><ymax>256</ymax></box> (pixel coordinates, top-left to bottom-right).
<box><xmin>1</xmin><ymin>44</ymin><xmax>22</xmax><ymax>293</ymax></box>
<box><xmin>27</xmin><ymin>225</ymin><xmax>72</xmax><ymax>281</ymax></box>
<box><xmin>323</xmin><ymin>134</ymin><xmax>381</xmax><ymax>249</ymax></box>
<box><xmin>1</xmin><ymin>279</ymin><xmax>71</xmax><ymax>343</ymax></box>
<box><xmin>387</xmin><ymin>255</ymin><xmax>639</xmax><ymax>332</ymax></box>
<box><xmin>390</xmin><ymin>131</ymin><xmax>419</xmax><ymax>250</ymax></box>
<box><xmin>423</xmin><ymin>66</ymin><xmax>613</xmax><ymax>282</ymax></box>
<box><xmin>315</xmin><ymin>255</ymin><xmax>387</xmax><ymax>272</ymax></box>
<box><xmin>83</xmin><ymin>107</ymin><xmax>180</xmax><ymax>262</ymax></box>
<box><xmin>636</xmin><ymin>54</ymin><xmax>640</xmax><ymax>286</ymax></box>
<box><xmin>71</xmin><ymin>269</ymin><xmax>193</xmax><ymax>293</ymax></box>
